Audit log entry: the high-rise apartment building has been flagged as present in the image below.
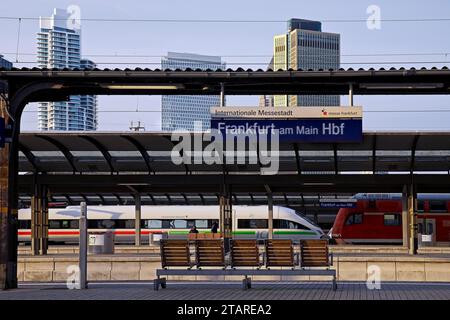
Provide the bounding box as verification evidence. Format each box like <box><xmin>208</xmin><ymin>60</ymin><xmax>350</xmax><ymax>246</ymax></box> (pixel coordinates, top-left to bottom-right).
<box><xmin>161</xmin><ymin>52</ymin><xmax>226</xmax><ymax>131</ymax></box>
<box><xmin>37</xmin><ymin>8</ymin><xmax>97</xmax><ymax>131</ymax></box>
<box><xmin>0</xmin><ymin>55</ymin><xmax>13</xmax><ymax>70</ymax></box>
<box><xmin>273</xmin><ymin>18</ymin><xmax>340</xmax><ymax>106</ymax></box>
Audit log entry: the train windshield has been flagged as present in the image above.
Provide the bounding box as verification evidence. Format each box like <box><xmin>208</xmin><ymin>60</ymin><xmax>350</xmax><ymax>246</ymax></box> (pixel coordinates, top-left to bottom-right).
<box><xmin>296</xmin><ymin>211</ymin><xmax>320</xmax><ymax>228</ymax></box>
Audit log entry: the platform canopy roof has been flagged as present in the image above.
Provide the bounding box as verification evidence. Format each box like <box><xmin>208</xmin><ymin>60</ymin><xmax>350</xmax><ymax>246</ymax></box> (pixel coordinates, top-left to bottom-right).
<box><xmin>17</xmin><ymin>131</ymin><xmax>450</xmax><ymax>200</ymax></box>
<box><xmin>2</xmin><ymin>67</ymin><xmax>450</xmax><ymax>97</ymax></box>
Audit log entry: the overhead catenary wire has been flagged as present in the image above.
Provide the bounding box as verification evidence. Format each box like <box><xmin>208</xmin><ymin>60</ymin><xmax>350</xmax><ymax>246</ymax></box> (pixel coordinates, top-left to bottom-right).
<box><xmin>2</xmin><ymin>52</ymin><xmax>450</xmax><ymax>58</ymax></box>
<box><xmin>2</xmin><ymin>16</ymin><xmax>450</xmax><ymax>23</ymax></box>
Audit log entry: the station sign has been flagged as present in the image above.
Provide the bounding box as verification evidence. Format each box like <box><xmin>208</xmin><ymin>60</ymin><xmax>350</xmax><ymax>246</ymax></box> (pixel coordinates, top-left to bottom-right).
<box><xmin>210</xmin><ymin>106</ymin><xmax>362</xmax><ymax>119</ymax></box>
<box><xmin>210</xmin><ymin>107</ymin><xmax>363</xmax><ymax>143</ymax></box>
<box><xmin>319</xmin><ymin>199</ymin><xmax>358</xmax><ymax>208</ymax></box>
<box><xmin>0</xmin><ymin>117</ymin><xmax>4</xmax><ymax>148</ymax></box>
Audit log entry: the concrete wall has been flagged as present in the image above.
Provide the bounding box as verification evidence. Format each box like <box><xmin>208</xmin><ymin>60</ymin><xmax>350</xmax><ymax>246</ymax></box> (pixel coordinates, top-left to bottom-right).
<box><xmin>18</xmin><ymin>254</ymin><xmax>450</xmax><ymax>283</ymax></box>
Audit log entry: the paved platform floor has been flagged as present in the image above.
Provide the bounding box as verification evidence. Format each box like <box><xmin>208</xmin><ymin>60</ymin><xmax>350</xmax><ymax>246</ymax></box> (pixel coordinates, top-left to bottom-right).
<box><xmin>0</xmin><ymin>281</ymin><xmax>449</xmax><ymax>300</ymax></box>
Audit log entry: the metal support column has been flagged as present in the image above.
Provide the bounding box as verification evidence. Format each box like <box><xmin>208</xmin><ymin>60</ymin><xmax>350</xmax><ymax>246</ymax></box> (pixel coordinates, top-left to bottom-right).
<box><xmin>79</xmin><ymin>202</ymin><xmax>88</xmax><ymax>289</ymax></box>
<box><xmin>31</xmin><ymin>183</ymin><xmax>40</xmax><ymax>255</ymax></box>
<box><xmin>40</xmin><ymin>185</ymin><xmax>48</xmax><ymax>255</ymax></box>
<box><xmin>268</xmin><ymin>194</ymin><xmax>273</xmax><ymax>240</ymax></box>
<box><xmin>349</xmin><ymin>83</ymin><xmax>354</xmax><ymax>106</ymax></box>
<box><xmin>0</xmin><ymin>94</ymin><xmax>19</xmax><ymax>289</ymax></box>
<box><xmin>220</xmin><ymin>83</ymin><xmax>225</xmax><ymax>107</ymax></box>
<box><xmin>408</xmin><ymin>185</ymin><xmax>417</xmax><ymax>255</ymax></box>
<box><xmin>219</xmin><ymin>189</ymin><xmax>232</xmax><ymax>253</ymax></box>
<box><xmin>401</xmin><ymin>185</ymin><xmax>409</xmax><ymax>248</ymax></box>
<box><xmin>135</xmin><ymin>193</ymin><xmax>141</xmax><ymax>246</ymax></box>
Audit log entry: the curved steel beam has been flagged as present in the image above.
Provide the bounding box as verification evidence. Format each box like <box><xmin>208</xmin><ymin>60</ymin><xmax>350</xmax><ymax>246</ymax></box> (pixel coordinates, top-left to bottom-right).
<box><xmin>18</xmin><ymin>142</ymin><xmax>39</xmax><ymax>172</ymax></box>
<box><xmin>113</xmin><ymin>193</ymin><xmax>123</xmax><ymax>205</ymax></box>
<box><xmin>96</xmin><ymin>194</ymin><xmax>106</xmax><ymax>205</ymax></box>
<box><xmin>35</xmin><ymin>135</ymin><xmax>77</xmax><ymax>173</ymax></box>
<box><xmin>147</xmin><ymin>193</ymin><xmax>156</xmax><ymax>205</ymax></box>
<box><xmin>79</xmin><ymin>135</ymin><xmax>115</xmax><ymax>173</ymax></box>
<box><xmin>181</xmin><ymin>193</ymin><xmax>189</xmax><ymax>205</ymax></box>
<box><xmin>121</xmin><ymin>135</ymin><xmax>154</xmax><ymax>174</ymax></box>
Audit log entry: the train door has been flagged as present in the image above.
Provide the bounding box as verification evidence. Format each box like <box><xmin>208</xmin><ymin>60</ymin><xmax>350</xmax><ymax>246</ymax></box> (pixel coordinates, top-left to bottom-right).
<box><xmin>417</xmin><ymin>218</ymin><xmax>436</xmax><ymax>243</ymax></box>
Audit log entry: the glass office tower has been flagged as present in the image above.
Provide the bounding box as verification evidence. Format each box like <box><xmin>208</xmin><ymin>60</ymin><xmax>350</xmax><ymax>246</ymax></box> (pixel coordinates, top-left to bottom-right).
<box><xmin>161</xmin><ymin>52</ymin><xmax>226</xmax><ymax>131</ymax></box>
<box><xmin>273</xmin><ymin>18</ymin><xmax>340</xmax><ymax>106</ymax></box>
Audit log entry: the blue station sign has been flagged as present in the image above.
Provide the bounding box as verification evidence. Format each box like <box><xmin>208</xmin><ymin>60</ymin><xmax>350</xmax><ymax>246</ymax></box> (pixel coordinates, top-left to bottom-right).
<box><xmin>210</xmin><ymin>118</ymin><xmax>363</xmax><ymax>143</ymax></box>
<box><xmin>319</xmin><ymin>199</ymin><xmax>358</xmax><ymax>208</ymax></box>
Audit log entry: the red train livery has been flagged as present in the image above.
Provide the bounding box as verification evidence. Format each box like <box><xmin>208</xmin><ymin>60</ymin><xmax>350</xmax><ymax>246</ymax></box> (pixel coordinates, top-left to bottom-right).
<box><xmin>331</xmin><ymin>200</ymin><xmax>450</xmax><ymax>244</ymax></box>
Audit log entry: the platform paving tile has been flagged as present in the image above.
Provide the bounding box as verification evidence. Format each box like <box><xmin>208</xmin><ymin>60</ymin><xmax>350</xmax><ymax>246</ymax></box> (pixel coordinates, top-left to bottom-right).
<box><xmin>0</xmin><ymin>282</ymin><xmax>449</xmax><ymax>300</ymax></box>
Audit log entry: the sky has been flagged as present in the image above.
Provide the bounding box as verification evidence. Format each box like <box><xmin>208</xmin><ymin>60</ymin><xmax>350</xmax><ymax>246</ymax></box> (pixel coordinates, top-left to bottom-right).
<box><xmin>1</xmin><ymin>0</ymin><xmax>450</xmax><ymax>132</ymax></box>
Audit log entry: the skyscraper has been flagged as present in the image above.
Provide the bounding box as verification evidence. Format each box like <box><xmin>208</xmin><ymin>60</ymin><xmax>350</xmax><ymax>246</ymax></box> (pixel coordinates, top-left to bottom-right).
<box><xmin>161</xmin><ymin>52</ymin><xmax>226</xmax><ymax>131</ymax></box>
<box><xmin>273</xmin><ymin>18</ymin><xmax>340</xmax><ymax>107</ymax></box>
<box><xmin>37</xmin><ymin>8</ymin><xmax>97</xmax><ymax>131</ymax></box>
<box><xmin>0</xmin><ymin>55</ymin><xmax>12</xmax><ymax>70</ymax></box>
<box><xmin>79</xmin><ymin>59</ymin><xmax>98</xmax><ymax>130</ymax></box>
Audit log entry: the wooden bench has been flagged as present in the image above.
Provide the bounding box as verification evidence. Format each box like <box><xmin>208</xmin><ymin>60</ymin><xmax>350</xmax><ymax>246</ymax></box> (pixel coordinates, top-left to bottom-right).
<box><xmin>157</xmin><ymin>239</ymin><xmax>192</xmax><ymax>289</ymax></box>
<box><xmin>265</xmin><ymin>239</ymin><xmax>296</xmax><ymax>268</ymax></box>
<box><xmin>301</xmin><ymin>240</ymin><xmax>332</xmax><ymax>267</ymax></box>
<box><xmin>154</xmin><ymin>239</ymin><xmax>337</xmax><ymax>291</ymax></box>
<box><xmin>196</xmin><ymin>239</ymin><xmax>225</xmax><ymax>268</ymax></box>
<box><xmin>230</xmin><ymin>239</ymin><xmax>261</xmax><ymax>268</ymax></box>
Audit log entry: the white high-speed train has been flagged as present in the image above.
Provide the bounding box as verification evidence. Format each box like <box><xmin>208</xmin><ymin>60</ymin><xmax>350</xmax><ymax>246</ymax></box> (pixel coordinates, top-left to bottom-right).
<box><xmin>18</xmin><ymin>205</ymin><xmax>325</xmax><ymax>243</ymax></box>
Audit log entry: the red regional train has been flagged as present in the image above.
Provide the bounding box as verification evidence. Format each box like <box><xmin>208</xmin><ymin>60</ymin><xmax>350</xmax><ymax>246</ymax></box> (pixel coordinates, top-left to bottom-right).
<box><xmin>330</xmin><ymin>194</ymin><xmax>450</xmax><ymax>245</ymax></box>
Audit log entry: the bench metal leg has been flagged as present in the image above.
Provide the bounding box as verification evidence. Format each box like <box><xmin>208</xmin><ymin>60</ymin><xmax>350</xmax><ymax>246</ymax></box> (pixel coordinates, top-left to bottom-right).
<box><xmin>160</xmin><ymin>277</ymin><xmax>167</xmax><ymax>289</ymax></box>
<box><xmin>242</xmin><ymin>276</ymin><xmax>251</xmax><ymax>290</ymax></box>
<box><xmin>332</xmin><ymin>275</ymin><xmax>337</xmax><ymax>291</ymax></box>
<box><xmin>154</xmin><ymin>276</ymin><xmax>167</xmax><ymax>291</ymax></box>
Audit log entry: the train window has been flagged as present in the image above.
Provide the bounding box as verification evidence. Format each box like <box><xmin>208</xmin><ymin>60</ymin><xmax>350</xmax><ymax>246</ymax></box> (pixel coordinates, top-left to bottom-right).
<box><xmin>417</xmin><ymin>223</ymin><xmax>423</xmax><ymax>234</ymax></box>
<box><xmin>147</xmin><ymin>220</ymin><xmax>159</xmax><ymax>229</ymax></box>
<box><xmin>417</xmin><ymin>201</ymin><xmax>424</xmax><ymax>212</ymax></box>
<box><xmin>195</xmin><ymin>220</ymin><xmax>208</xmax><ymax>228</ymax></box>
<box><xmin>18</xmin><ymin>220</ymin><xmax>31</xmax><ymax>229</ymax></box>
<box><xmin>273</xmin><ymin>219</ymin><xmax>288</xmax><ymax>229</ymax></box>
<box><xmin>289</xmin><ymin>221</ymin><xmax>300</xmax><ymax>229</ymax></box>
<box><xmin>429</xmin><ymin>201</ymin><xmax>447</xmax><ymax>212</ymax></box>
<box><xmin>49</xmin><ymin>220</ymin><xmax>61</xmax><ymax>229</ymax></box>
<box><xmin>125</xmin><ymin>220</ymin><xmax>135</xmax><ymax>229</ymax></box>
<box><xmin>238</xmin><ymin>219</ymin><xmax>268</xmax><ymax>229</ymax></box>
<box><xmin>173</xmin><ymin>220</ymin><xmax>187</xmax><ymax>229</ymax></box>
<box><xmin>145</xmin><ymin>220</ymin><xmax>162</xmax><ymax>229</ymax></box>
<box><xmin>70</xmin><ymin>220</ymin><xmax>79</xmax><ymax>229</ymax></box>
<box><xmin>61</xmin><ymin>220</ymin><xmax>71</xmax><ymax>229</ymax></box>
<box><xmin>114</xmin><ymin>220</ymin><xmax>135</xmax><ymax>229</ymax></box>
<box><xmin>384</xmin><ymin>214</ymin><xmax>401</xmax><ymax>226</ymax></box>
<box><xmin>345</xmin><ymin>213</ymin><xmax>363</xmax><ymax>225</ymax></box>
<box><xmin>273</xmin><ymin>219</ymin><xmax>307</xmax><ymax>230</ymax></box>
<box><xmin>187</xmin><ymin>220</ymin><xmax>195</xmax><ymax>229</ymax></box>
<box><xmin>208</xmin><ymin>220</ymin><xmax>219</xmax><ymax>228</ymax></box>
<box><xmin>88</xmin><ymin>220</ymin><xmax>116</xmax><ymax>229</ymax></box>
<box><xmin>161</xmin><ymin>220</ymin><xmax>172</xmax><ymax>229</ymax></box>
<box><xmin>426</xmin><ymin>222</ymin><xmax>434</xmax><ymax>234</ymax></box>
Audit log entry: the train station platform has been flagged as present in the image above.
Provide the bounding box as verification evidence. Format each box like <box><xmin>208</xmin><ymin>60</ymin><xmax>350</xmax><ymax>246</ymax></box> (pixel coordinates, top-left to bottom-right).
<box><xmin>16</xmin><ymin>245</ymin><xmax>450</xmax><ymax>283</ymax></box>
<box><xmin>0</xmin><ymin>281</ymin><xmax>449</xmax><ymax>300</ymax></box>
